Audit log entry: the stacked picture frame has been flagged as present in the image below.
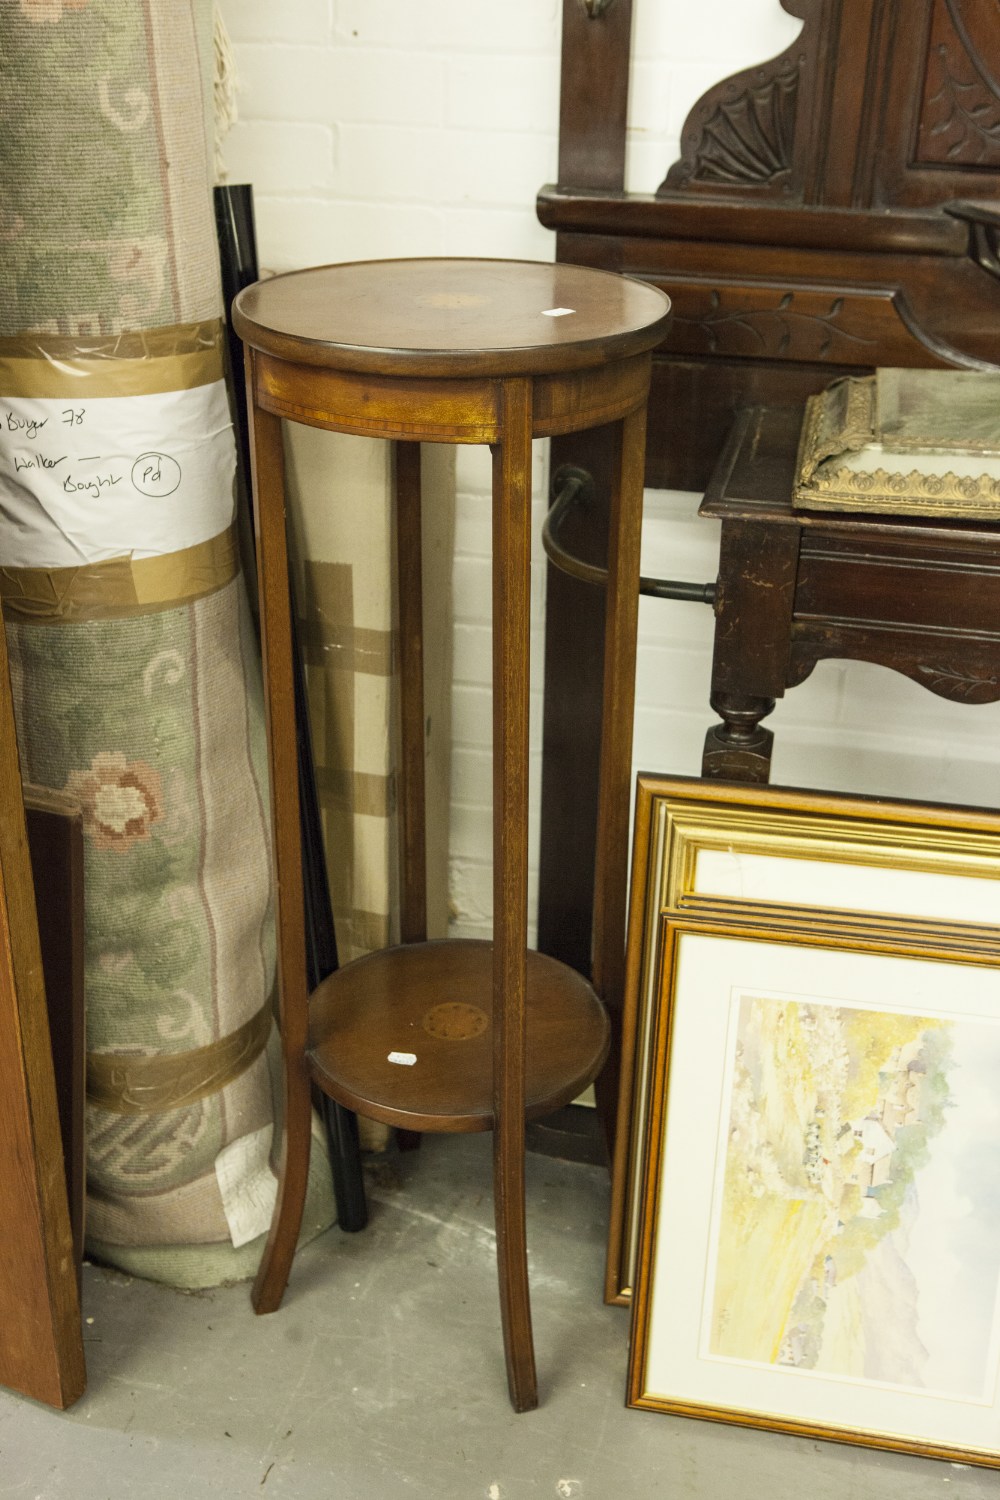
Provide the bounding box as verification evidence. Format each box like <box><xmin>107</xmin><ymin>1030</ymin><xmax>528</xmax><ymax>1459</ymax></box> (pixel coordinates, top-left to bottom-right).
<box><xmin>616</xmin><ymin>777</ymin><xmax>1000</xmax><ymax>1469</ymax></box>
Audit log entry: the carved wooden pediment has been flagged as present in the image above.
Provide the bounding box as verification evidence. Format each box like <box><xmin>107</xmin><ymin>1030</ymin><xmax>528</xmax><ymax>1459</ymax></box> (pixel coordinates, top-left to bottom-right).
<box><xmin>660</xmin><ymin>0</ymin><xmax>1000</xmax><ymax>211</ymax></box>
<box><xmin>661</xmin><ymin>0</ymin><xmax>808</xmax><ymax>198</ymax></box>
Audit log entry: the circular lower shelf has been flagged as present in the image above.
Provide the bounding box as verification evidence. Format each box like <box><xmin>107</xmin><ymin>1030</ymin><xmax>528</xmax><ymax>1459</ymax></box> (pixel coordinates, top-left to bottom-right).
<box><xmin>307</xmin><ymin>939</ymin><xmax>610</xmax><ymax>1134</ymax></box>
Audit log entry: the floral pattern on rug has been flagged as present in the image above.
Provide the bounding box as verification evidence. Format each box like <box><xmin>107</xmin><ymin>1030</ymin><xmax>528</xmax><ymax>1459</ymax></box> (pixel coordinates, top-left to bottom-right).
<box><xmin>65</xmin><ymin>750</ymin><xmax>164</xmax><ymax>852</ymax></box>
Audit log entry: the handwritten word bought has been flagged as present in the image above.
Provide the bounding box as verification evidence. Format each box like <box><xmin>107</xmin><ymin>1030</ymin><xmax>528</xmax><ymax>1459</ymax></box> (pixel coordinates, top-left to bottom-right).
<box><xmin>63</xmin><ymin>472</ymin><xmax>122</xmax><ymax>499</ymax></box>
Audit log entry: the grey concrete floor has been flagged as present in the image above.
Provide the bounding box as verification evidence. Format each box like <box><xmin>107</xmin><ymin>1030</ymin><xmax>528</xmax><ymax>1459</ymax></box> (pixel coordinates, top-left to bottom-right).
<box><xmin>0</xmin><ymin>1134</ymin><xmax>994</xmax><ymax>1499</ymax></box>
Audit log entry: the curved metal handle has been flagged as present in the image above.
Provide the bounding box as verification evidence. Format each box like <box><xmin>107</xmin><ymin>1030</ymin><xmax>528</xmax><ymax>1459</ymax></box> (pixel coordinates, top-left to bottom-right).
<box><xmin>542</xmin><ymin>465</ymin><xmax>717</xmax><ymax>605</ymax></box>
<box><xmin>944</xmin><ymin>200</ymin><xmax>1000</xmax><ymax>282</ymax></box>
<box><xmin>579</xmin><ymin>0</ymin><xmax>616</xmax><ymax>16</ymax></box>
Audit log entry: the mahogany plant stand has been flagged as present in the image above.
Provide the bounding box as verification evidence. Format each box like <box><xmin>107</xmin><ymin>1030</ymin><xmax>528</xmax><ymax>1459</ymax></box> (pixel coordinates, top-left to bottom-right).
<box><xmin>233</xmin><ymin>258</ymin><xmax>669</xmax><ymax>1412</ymax></box>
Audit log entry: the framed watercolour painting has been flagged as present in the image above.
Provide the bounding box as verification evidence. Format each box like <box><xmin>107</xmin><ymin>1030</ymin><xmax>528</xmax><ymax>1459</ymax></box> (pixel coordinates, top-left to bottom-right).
<box><xmin>626</xmin><ymin>916</ymin><xmax>1000</xmax><ymax>1467</ymax></box>
<box><xmin>609</xmin><ymin>778</ymin><xmax>1000</xmax><ymax>1306</ymax></box>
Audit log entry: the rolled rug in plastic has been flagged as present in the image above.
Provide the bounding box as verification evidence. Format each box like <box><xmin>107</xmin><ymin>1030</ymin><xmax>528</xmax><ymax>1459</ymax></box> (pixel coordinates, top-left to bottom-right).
<box><xmin>0</xmin><ymin>0</ymin><xmax>334</xmax><ymax>1287</ymax></box>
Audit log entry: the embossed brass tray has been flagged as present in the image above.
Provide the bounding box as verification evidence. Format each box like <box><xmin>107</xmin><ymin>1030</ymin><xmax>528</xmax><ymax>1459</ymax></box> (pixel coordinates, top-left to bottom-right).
<box><xmin>794</xmin><ymin>368</ymin><xmax>1000</xmax><ymax>518</ymax></box>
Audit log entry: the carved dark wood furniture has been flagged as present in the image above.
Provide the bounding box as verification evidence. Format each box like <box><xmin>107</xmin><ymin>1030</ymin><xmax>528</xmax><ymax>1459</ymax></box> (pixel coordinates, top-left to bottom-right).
<box><xmin>232</xmin><ymin>257</ymin><xmax>669</xmax><ymax>1412</ymax></box>
<box><xmin>536</xmin><ymin>0</ymin><xmax>1000</xmax><ymax>999</ymax></box>
<box><xmin>702</xmin><ymin>403</ymin><xmax>1000</xmax><ymax>780</ymax></box>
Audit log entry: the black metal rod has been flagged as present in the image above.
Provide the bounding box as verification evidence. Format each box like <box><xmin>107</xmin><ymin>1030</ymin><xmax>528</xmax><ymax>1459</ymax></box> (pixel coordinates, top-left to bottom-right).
<box><xmin>945</xmin><ymin>200</ymin><xmax>1000</xmax><ymax>281</ymax></box>
<box><xmin>542</xmin><ymin>464</ymin><xmax>716</xmax><ymax>605</ymax></box>
<box><xmin>642</xmin><ymin>574</ymin><xmax>717</xmax><ymax>604</ymax></box>
<box><xmin>214</xmin><ymin>184</ymin><xmax>368</xmax><ymax>1233</ymax></box>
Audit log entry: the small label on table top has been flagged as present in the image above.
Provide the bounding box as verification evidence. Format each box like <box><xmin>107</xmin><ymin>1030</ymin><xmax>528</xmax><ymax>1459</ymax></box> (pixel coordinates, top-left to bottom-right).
<box><xmin>388</xmin><ymin>1051</ymin><xmax>417</xmax><ymax>1066</ymax></box>
<box><xmin>541</xmin><ymin>307</ymin><xmax>575</xmax><ymax>317</ymax></box>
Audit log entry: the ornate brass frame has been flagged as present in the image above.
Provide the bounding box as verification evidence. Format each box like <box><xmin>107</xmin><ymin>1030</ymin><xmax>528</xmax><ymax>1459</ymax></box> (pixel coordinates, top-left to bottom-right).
<box><xmin>609</xmin><ymin>776</ymin><xmax>1000</xmax><ymax>1307</ymax></box>
<box><xmin>626</xmin><ymin>910</ymin><xmax>1000</xmax><ymax>1466</ymax></box>
<box><xmin>794</xmin><ymin>370</ymin><xmax>1000</xmax><ymax>517</ymax></box>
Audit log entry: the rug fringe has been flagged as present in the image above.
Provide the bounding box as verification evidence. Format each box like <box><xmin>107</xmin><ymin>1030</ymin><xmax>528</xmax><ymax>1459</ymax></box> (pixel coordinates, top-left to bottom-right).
<box><xmin>213</xmin><ymin>5</ymin><xmax>240</xmax><ymax>183</ymax></box>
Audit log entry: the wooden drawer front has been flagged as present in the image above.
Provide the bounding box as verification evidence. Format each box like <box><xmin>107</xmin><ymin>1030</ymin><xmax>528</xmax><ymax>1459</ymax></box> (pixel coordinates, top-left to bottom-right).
<box><xmin>796</xmin><ymin>536</ymin><xmax>1000</xmax><ymax>635</ymax></box>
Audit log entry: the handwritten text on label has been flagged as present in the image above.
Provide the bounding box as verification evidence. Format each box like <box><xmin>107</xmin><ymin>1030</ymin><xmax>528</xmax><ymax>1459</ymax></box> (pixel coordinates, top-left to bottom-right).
<box><xmin>4</xmin><ymin>411</ymin><xmax>48</xmax><ymax>439</ymax></box>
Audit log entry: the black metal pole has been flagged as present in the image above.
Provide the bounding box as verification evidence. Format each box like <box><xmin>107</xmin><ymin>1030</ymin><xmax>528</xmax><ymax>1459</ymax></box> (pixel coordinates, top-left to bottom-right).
<box><xmin>214</xmin><ymin>184</ymin><xmax>368</xmax><ymax>1233</ymax></box>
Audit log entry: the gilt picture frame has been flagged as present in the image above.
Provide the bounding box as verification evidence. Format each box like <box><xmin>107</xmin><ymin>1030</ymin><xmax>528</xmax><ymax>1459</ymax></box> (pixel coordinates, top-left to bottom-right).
<box><xmin>626</xmin><ymin>915</ymin><xmax>1000</xmax><ymax>1468</ymax></box>
<box><xmin>609</xmin><ymin>778</ymin><xmax>1000</xmax><ymax>1306</ymax></box>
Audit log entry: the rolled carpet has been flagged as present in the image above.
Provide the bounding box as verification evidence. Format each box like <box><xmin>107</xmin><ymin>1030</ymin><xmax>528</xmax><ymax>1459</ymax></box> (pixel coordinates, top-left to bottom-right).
<box><xmin>0</xmin><ymin>0</ymin><xmax>334</xmax><ymax>1286</ymax></box>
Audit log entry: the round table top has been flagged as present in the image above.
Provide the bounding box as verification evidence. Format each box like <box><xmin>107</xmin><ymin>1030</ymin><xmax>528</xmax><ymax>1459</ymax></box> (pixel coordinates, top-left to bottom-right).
<box><xmin>232</xmin><ymin>257</ymin><xmax>671</xmax><ymax>378</ymax></box>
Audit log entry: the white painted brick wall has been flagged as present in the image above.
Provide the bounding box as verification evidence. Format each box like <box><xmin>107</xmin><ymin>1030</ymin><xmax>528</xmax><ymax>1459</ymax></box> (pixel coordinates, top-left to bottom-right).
<box><xmin>220</xmin><ymin>0</ymin><xmax>1000</xmax><ymax>943</ymax></box>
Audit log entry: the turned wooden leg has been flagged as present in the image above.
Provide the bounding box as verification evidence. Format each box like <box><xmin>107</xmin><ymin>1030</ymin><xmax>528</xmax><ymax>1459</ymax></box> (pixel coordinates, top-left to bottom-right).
<box><xmin>591</xmin><ymin>402</ymin><xmax>646</xmax><ymax>1145</ymax></box>
<box><xmin>701</xmin><ymin>517</ymin><xmax>798</xmax><ymax>785</ymax></box>
<box><xmin>244</xmin><ymin>351</ymin><xmax>313</xmax><ymax>1315</ymax></box>
<box><xmin>491</xmin><ymin>379</ymin><xmax>537</xmax><ymax>1413</ymax></box>
<box><xmin>702</xmin><ymin>692</ymin><xmax>776</xmax><ymax>782</ymax></box>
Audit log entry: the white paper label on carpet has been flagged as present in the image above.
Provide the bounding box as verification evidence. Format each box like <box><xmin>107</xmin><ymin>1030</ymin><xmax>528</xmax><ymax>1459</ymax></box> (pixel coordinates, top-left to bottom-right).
<box><xmin>0</xmin><ymin>381</ymin><xmax>235</xmax><ymax>567</ymax></box>
<box><xmin>215</xmin><ymin>1124</ymin><xmax>278</xmax><ymax>1249</ymax></box>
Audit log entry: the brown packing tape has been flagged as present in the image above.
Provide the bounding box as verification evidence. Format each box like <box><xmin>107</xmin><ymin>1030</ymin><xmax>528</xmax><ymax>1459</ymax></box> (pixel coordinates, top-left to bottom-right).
<box><xmin>314</xmin><ymin>766</ymin><xmax>394</xmax><ymax>818</ymax></box>
<box><xmin>0</xmin><ymin>525</ymin><xmax>240</xmax><ymax>621</ymax></box>
<box><xmin>300</xmin><ymin>620</ymin><xmax>395</xmax><ymax>676</ymax></box>
<box><xmin>301</xmin><ymin>561</ymin><xmax>395</xmax><ymax>676</ymax></box>
<box><xmin>0</xmin><ymin>318</ymin><xmax>226</xmax><ymax>398</ymax></box>
<box><xmin>347</xmin><ymin>910</ymin><xmax>392</xmax><ymax>953</ymax></box>
<box><xmin>87</xmin><ymin>998</ymin><xmax>273</xmax><ymax>1115</ymax></box>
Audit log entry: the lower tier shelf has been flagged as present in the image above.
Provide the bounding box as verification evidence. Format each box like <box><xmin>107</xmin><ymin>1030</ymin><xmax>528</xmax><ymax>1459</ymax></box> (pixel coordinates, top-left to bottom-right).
<box><xmin>307</xmin><ymin>938</ymin><xmax>610</xmax><ymax>1134</ymax></box>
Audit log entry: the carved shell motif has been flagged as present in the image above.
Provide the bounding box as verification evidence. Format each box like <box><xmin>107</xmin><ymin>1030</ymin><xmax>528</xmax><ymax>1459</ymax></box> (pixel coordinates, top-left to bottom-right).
<box><xmin>668</xmin><ymin>62</ymin><xmax>800</xmax><ymax>190</ymax></box>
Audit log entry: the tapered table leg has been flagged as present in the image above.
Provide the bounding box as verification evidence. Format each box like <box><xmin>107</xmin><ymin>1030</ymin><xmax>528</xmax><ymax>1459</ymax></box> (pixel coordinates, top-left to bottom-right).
<box><xmin>491</xmin><ymin>379</ymin><xmax>537</xmax><ymax>1413</ymax></box>
<box><xmin>245</xmin><ymin>356</ymin><xmax>314</xmax><ymax>1315</ymax></box>
<box><xmin>395</xmin><ymin>441</ymin><xmax>428</xmax><ymax>946</ymax></box>
<box><xmin>394</xmin><ymin>440</ymin><xmax>428</xmax><ymax>1152</ymax></box>
<box><xmin>591</xmin><ymin>402</ymin><xmax>647</xmax><ymax>1141</ymax></box>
